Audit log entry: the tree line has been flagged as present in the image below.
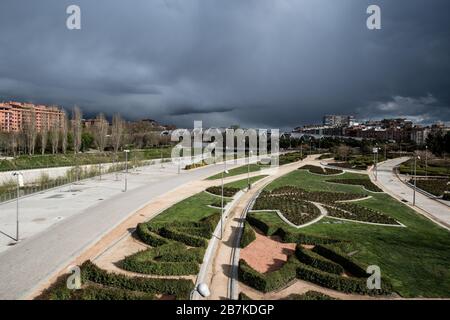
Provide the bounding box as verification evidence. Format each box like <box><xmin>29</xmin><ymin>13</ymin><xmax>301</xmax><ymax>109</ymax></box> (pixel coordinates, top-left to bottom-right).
<box><xmin>0</xmin><ymin>106</ymin><xmax>172</xmax><ymax>158</ymax></box>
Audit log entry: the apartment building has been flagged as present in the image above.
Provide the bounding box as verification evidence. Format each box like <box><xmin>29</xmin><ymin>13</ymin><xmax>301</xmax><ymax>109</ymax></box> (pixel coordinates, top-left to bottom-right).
<box><xmin>0</xmin><ymin>101</ymin><xmax>65</xmax><ymax>132</ymax></box>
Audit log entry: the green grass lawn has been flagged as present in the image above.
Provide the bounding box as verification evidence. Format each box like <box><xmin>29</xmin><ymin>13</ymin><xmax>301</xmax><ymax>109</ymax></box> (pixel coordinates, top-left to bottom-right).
<box><xmin>0</xmin><ymin>147</ymin><xmax>173</xmax><ymax>172</ymax></box>
<box><xmin>252</xmin><ymin>169</ymin><xmax>450</xmax><ymax>298</ymax></box>
<box><xmin>207</xmin><ymin>163</ymin><xmax>268</xmax><ymax>180</ymax></box>
<box><xmin>225</xmin><ymin>175</ymin><xmax>268</xmax><ymax>189</ymax></box>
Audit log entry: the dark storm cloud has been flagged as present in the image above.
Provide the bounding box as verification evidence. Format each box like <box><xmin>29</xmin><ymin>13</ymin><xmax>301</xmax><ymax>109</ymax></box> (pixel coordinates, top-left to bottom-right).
<box><xmin>0</xmin><ymin>0</ymin><xmax>449</xmax><ymax>129</ymax></box>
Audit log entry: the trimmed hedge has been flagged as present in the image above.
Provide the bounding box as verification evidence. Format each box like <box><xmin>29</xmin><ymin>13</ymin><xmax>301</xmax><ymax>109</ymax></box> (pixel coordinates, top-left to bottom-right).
<box><xmin>295</xmin><ymin>245</ymin><xmax>344</xmax><ymax>275</ymax></box>
<box><xmin>159</xmin><ymin>227</ymin><xmax>208</xmax><ymax>248</ymax></box>
<box><xmin>238</xmin><ymin>292</ymin><xmax>253</xmax><ymax>300</ymax></box>
<box><xmin>246</xmin><ymin>213</ymin><xmax>339</xmax><ymax>245</ymax></box>
<box><xmin>274</xmin><ymin>228</ymin><xmax>339</xmax><ymax>245</ymax></box>
<box><xmin>299</xmin><ymin>165</ymin><xmax>343</xmax><ymax>175</ymax></box>
<box><xmin>119</xmin><ymin>243</ymin><xmax>204</xmax><ymax>276</ymax></box>
<box><xmin>283</xmin><ymin>290</ymin><xmax>336</xmax><ymax>300</ymax></box>
<box><xmin>81</xmin><ymin>261</ymin><xmax>194</xmax><ymax>299</ymax></box>
<box><xmin>206</xmin><ymin>186</ymin><xmax>240</xmax><ymax>197</ymax></box>
<box><xmin>72</xmin><ymin>285</ymin><xmax>156</xmax><ymax>300</ymax></box>
<box><xmin>240</xmin><ymin>221</ymin><xmax>256</xmax><ymax>248</ymax></box>
<box><xmin>326</xmin><ymin>178</ymin><xmax>383</xmax><ymax>192</ymax></box>
<box><xmin>312</xmin><ymin>245</ymin><xmax>367</xmax><ymax>278</ymax></box>
<box><xmin>238</xmin><ymin>258</ymin><xmax>298</xmax><ymax>293</ymax></box>
<box><xmin>295</xmin><ymin>262</ymin><xmax>392</xmax><ymax>295</ymax></box>
<box><xmin>136</xmin><ymin>223</ymin><xmax>169</xmax><ymax>247</ymax></box>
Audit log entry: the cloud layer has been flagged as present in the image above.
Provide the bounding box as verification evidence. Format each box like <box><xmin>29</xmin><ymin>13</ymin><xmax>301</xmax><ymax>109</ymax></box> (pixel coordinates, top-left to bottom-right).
<box><xmin>0</xmin><ymin>0</ymin><xmax>449</xmax><ymax>129</ymax></box>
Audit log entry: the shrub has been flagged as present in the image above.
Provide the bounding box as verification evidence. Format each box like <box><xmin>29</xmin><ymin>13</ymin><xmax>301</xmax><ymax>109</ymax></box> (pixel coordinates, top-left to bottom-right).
<box><xmin>206</xmin><ymin>186</ymin><xmax>240</xmax><ymax>197</ymax></box>
<box><xmin>238</xmin><ymin>258</ymin><xmax>298</xmax><ymax>293</ymax></box>
<box><xmin>238</xmin><ymin>292</ymin><xmax>253</xmax><ymax>300</ymax></box>
<box><xmin>444</xmin><ymin>192</ymin><xmax>450</xmax><ymax>201</ymax></box>
<box><xmin>325</xmin><ymin>203</ymin><xmax>399</xmax><ymax>225</ymax></box>
<box><xmin>253</xmin><ymin>191</ymin><xmax>321</xmax><ymax>226</ymax></box>
<box><xmin>299</xmin><ymin>165</ymin><xmax>343</xmax><ymax>175</ymax></box>
<box><xmin>240</xmin><ymin>222</ymin><xmax>256</xmax><ymax>248</ymax></box>
<box><xmin>136</xmin><ymin>223</ymin><xmax>169</xmax><ymax>247</ymax></box>
<box><xmin>295</xmin><ymin>262</ymin><xmax>392</xmax><ymax>295</ymax></box>
<box><xmin>159</xmin><ymin>227</ymin><xmax>208</xmax><ymax>248</ymax></box>
<box><xmin>246</xmin><ymin>214</ymin><xmax>278</xmax><ymax>235</ymax></box>
<box><xmin>295</xmin><ymin>245</ymin><xmax>344</xmax><ymax>275</ymax></box>
<box><xmin>279</xmin><ymin>152</ymin><xmax>306</xmax><ymax>165</ymax></box>
<box><xmin>119</xmin><ymin>243</ymin><xmax>204</xmax><ymax>276</ymax></box>
<box><xmin>80</xmin><ymin>261</ymin><xmax>194</xmax><ymax>299</ymax></box>
<box><xmin>274</xmin><ymin>228</ymin><xmax>339</xmax><ymax>245</ymax></box>
<box><xmin>283</xmin><ymin>290</ymin><xmax>336</xmax><ymax>300</ymax></box>
<box><xmin>326</xmin><ymin>178</ymin><xmax>383</xmax><ymax>192</ymax></box>
<box><xmin>409</xmin><ymin>179</ymin><xmax>449</xmax><ymax>197</ymax></box>
<box><xmin>312</xmin><ymin>245</ymin><xmax>367</xmax><ymax>278</ymax></box>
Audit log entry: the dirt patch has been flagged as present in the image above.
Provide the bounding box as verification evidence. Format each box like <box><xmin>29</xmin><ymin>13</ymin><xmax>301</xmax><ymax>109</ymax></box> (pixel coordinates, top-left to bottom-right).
<box><xmin>240</xmin><ymin>230</ymin><xmax>296</xmax><ymax>273</ymax></box>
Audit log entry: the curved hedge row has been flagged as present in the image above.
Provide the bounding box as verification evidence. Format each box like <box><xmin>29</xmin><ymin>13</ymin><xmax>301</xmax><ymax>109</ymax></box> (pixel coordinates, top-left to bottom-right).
<box><xmin>136</xmin><ymin>223</ymin><xmax>169</xmax><ymax>247</ymax></box>
<box><xmin>299</xmin><ymin>165</ymin><xmax>343</xmax><ymax>175</ymax></box>
<box><xmin>240</xmin><ymin>221</ymin><xmax>256</xmax><ymax>248</ymax></box>
<box><xmin>206</xmin><ymin>186</ymin><xmax>240</xmax><ymax>197</ymax></box>
<box><xmin>295</xmin><ymin>246</ymin><xmax>344</xmax><ymax>275</ymax></box>
<box><xmin>312</xmin><ymin>245</ymin><xmax>367</xmax><ymax>278</ymax></box>
<box><xmin>238</xmin><ymin>258</ymin><xmax>298</xmax><ymax>293</ymax></box>
<box><xmin>246</xmin><ymin>213</ymin><xmax>339</xmax><ymax>245</ymax></box>
<box><xmin>159</xmin><ymin>227</ymin><xmax>208</xmax><ymax>248</ymax></box>
<box><xmin>295</xmin><ymin>262</ymin><xmax>392</xmax><ymax>295</ymax></box>
<box><xmin>119</xmin><ymin>243</ymin><xmax>204</xmax><ymax>276</ymax></box>
<box><xmin>326</xmin><ymin>178</ymin><xmax>382</xmax><ymax>192</ymax></box>
<box><xmin>81</xmin><ymin>261</ymin><xmax>194</xmax><ymax>299</ymax></box>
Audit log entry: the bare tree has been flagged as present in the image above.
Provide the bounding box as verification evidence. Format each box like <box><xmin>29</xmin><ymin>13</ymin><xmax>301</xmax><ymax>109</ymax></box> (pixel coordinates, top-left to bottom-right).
<box><xmin>40</xmin><ymin>114</ymin><xmax>49</xmax><ymax>155</ymax></box>
<box><xmin>335</xmin><ymin>144</ymin><xmax>352</xmax><ymax>161</ymax></box>
<box><xmin>23</xmin><ymin>108</ymin><xmax>37</xmax><ymax>155</ymax></box>
<box><xmin>111</xmin><ymin>113</ymin><xmax>124</xmax><ymax>155</ymax></box>
<box><xmin>61</xmin><ymin>112</ymin><xmax>68</xmax><ymax>154</ymax></box>
<box><xmin>50</xmin><ymin>121</ymin><xmax>60</xmax><ymax>154</ymax></box>
<box><xmin>93</xmin><ymin>113</ymin><xmax>108</xmax><ymax>153</ymax></box>
<box><xmin>72</xmin><ymin>106</ymin><xmax>82</xmax><ymax>154</ymax></box>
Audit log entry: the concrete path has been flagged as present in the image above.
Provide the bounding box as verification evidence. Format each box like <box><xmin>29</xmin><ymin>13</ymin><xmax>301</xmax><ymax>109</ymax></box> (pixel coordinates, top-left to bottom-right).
<box><xmin>0</xmin><ymin>158</ymin><xmax>246</xmax><ymax>299</ymax></box>
<box><xmin>371</xmin><ymin>157</ymin><xmax>450</xmax><ymax>230</ymax></box>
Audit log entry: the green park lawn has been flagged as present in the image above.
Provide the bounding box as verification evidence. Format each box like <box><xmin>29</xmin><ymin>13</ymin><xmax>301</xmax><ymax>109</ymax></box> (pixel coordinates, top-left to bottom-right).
<box><xmin>251</xmin><ymin>169</ymin><xmax>450</xmax><ymax>298</ymax></box>
<box><xmin>207</xmin><ymin>163</ymin><xmax>268</xmax><ymax>180</ymax></box>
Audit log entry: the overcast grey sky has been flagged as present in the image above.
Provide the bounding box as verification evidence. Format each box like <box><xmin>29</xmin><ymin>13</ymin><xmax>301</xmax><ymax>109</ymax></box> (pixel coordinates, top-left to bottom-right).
<box><xmin>0</xmin><ymin>0</ymin><xmax>449</xmax><ymax>129</ymax></box>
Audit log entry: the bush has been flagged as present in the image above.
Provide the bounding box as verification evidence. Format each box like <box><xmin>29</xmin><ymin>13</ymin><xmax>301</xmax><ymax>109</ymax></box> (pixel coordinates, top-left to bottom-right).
<box><xmin>279</xmin><ymin>152</ymin><xmax>306</xmax><ymax>165</ymax></box>
<box><xmin>81</xmin><ymin>261</ymin><xmax>194</xmax><ymax>299</ymax></box>
<box><xmin>136</xmin><ymin>223</ymin><xmax>169</xmax><ymax>247</ymax></box>
<box><xmin>312</xmin><ymin>245</ymin><xmax>367</xmax><ymax>278</ymax></box>
<box><xmin>159</xmin><ymin>227</ymin><xmax>208</xmax><ymax>248</ymax></box>
<box><xmin>283</xmin><ymin>290</ymin><xmax>336</xmax><ymax>300</ymax></box>
<box><xmin>119</xmin><ymin>243</ymin><xmax>204</xmax><ymax>276</ymax></box>
<box><xmin>299</xmin><ymin>165</ymin><xmax>343</xmax><ymax>175</ymax></box>
<box><xmin>253</xmin><ymin>191</ymin><xmax>321</xmax><ymax>226</ymax></box>
<box><xmin>295</xmin><ymin>245</ymin><xmax>344</xmax><ymax>275</ymax></box>
<box><xmin>238</xmin><ymin>292</ymin><xmax>253</xmax><ymax>300</ymax></box>
<box><xmin>295</xmin><ymin>262</ymin><xmax>391</xmax><ymax>295</ymax></box>
<box><xmin>238</xmin><ymin>258</ymin><xmax>298</xmax><ymax>293</ymax></box>
<box><xmin>325</xmin><ymin>203</ymin><xmax>399</xmax><ymax>225</ymax></box>
<box><xmin>409</xmin><ymin>179</ymin><xmax>449</xmax><ymax>197</ymax></box>
<box><xmin>240</xmin><ymin>222</ymin><xmax>256</xmax><ymax>248</ymax></box>
<box><xmin>326</xmin><ymin>178</ymin><xmax>383</xmax><ymax>192</ymax></box>
<box><xmin>274</xmin><ymin>228</ymin><xmax>339</xmax><ymax>245</ymax></box>
<box><xmin>444</xmin><ymin>192</ymin><xmax>450</xmax><ymax>201</ymax></box>
<box><xmin>206</xmin><ymin>186</ymin><xmax>240</xmax><ymax>197</ymax></box>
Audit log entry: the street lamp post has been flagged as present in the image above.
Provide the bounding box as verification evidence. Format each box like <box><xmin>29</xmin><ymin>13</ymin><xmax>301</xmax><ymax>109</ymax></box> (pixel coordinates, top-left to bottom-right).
<box><xmin>373</xmin><ymin>147</ymin><xmax>379</xmax><ymax>181</ymax></box>
<box><xmin>247</xmin><ymin>150</ymin><xmax>253</xmax><ymax>190</ymax></box>
<box><xmin>12</xmin><ymin>172</ymin><xmax>24</xmax><ymax>241</ymax></box>
<box><xmin>220</xmin><ymin>163</ymin><xmax>229</xmax><ymax>240</ymax></box>
<box><xmin>413</xmin><ymin>154</ymin><xmax>421</xmax><ymax>206</ymax></box>
<box><xmin>425</xmin><ymin>146</ymin><xmax>428</xmax><ymax>178</ymax></box>
<box><xmin>124</xmin><ymin>150</ymin><xmax>130</xmax><ymax>192</ymax></box>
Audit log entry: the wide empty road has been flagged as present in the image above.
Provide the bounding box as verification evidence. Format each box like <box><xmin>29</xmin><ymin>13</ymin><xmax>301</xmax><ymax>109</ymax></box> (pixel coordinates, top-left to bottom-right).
<box><xmin>0</xmin><ymin>158</ymin><xmax>244</xmax><ymax>299</ymax></box>
<box><xmin>373</xmin><ymin>157</ymin><xmax>450</xmax><ymax>229</ymax></box>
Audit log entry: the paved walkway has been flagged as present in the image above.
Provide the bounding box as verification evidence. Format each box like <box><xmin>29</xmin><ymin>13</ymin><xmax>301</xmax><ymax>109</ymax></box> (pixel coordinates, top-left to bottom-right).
<box><xmin>0</xmin><ymin>158</ymin><xmax>247</xmax><ymax>299</ymax></box>
<box><xmin>371</xmin><ymin>157</ymin><xmax>450</xmax><ymax>230</ymax></box>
